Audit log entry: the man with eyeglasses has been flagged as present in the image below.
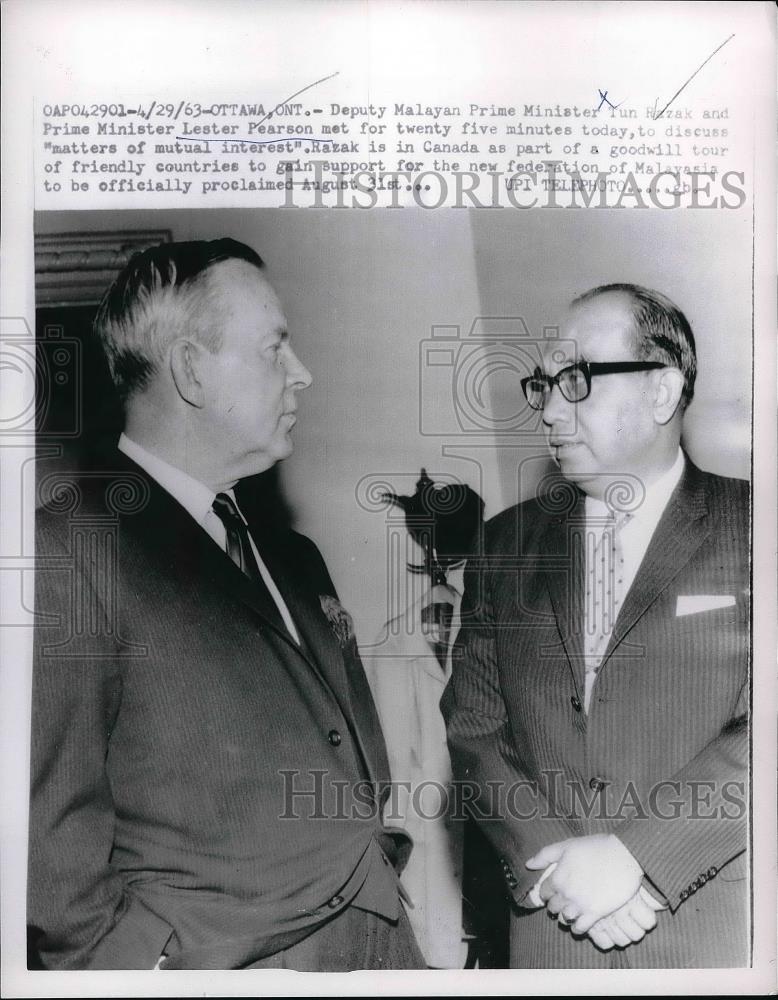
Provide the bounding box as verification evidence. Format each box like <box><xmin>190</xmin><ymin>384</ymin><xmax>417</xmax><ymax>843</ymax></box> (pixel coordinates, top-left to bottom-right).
<box><xmin>442</xmin><ymin>283</ymin><xmax>749</xmax><ymax>968</ymax></box>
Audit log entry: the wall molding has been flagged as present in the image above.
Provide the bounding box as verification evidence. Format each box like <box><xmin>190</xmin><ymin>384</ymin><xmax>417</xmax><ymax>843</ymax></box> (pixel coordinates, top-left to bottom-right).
<box><xmin>35</xmin><ymin>230</ymin><xmax>171</xmax><ymax>307</ymax></box>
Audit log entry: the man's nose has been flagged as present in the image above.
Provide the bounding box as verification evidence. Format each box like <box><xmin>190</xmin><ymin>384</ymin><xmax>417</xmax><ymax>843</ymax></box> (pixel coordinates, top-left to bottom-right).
<box><xmin>287</xmin><ymin>348</ymin><xmax>313</xmax><ymax>390</ymax></box>
<box><xmin>541</xmin><ymin>380</ymin><xmax>572</xmax><ymax>428</ymax></box>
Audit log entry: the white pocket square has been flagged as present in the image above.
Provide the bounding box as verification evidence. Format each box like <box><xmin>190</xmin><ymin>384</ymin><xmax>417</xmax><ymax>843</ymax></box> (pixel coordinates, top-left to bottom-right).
<box><xmin>676</xmin><ymin>594</ymin><xmax>736</xmax><ymax>617</ymax></box>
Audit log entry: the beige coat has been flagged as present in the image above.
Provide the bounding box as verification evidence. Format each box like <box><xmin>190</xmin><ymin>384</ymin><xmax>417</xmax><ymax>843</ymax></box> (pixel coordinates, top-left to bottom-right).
<box><xmin>364</xmin><ymin>573</ymin><xmax>468</xmax><ymax>968</ymax></box>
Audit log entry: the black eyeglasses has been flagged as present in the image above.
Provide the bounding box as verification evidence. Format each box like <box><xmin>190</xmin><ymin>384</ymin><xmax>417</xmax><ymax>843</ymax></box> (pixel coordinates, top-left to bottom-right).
<box><xmin>521</xmin><ymin>361</ymin><xmax>667</xmax><ymax>411</ymax></box>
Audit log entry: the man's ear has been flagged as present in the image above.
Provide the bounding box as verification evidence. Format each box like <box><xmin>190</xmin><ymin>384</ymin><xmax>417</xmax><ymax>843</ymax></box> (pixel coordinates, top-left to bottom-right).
<box><xmin>652</xmin><ymin>368</ymin><xmax>685</xmax><ymax>425</ymax></box>
<box><xmin>169</xmin><ymin>339</ymin><xmax>206</xmax><ymax>407</ymax></box>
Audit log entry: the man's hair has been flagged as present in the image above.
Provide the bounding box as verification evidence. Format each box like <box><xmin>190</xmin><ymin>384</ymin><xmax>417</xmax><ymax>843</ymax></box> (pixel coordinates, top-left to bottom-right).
<box><xmin>572</xmin><ymin>282</ymin><xmax>697</xmax><ymax>408</ymax></box>
<box><xmin>93</xmin><ymin>238</ymin><xmax>264</xmax><ymax>400</ymax></box>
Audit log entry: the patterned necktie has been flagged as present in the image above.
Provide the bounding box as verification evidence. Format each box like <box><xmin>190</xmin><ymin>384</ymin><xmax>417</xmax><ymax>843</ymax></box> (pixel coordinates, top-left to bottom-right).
<box><xmin>583</xmin><ymin>511</ymin><xmax>632</xmax><ymax>712</ymax></box>
<box><xmin>210</xmin><ymin>491</ymin><xmax>296</xmax><ymax>643</ymax></box>
<box><xmin>211</xmin><ymin>492</ymin><xmax>264</xmax><ymax>583</ymax></box>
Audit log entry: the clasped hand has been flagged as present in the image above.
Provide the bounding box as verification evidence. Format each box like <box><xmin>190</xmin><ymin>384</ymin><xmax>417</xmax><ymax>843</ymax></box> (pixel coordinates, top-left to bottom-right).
<box><xmin>525</xmin><ymin>834</ymin><xmax>665</xmax><ymax>950</ymax></box>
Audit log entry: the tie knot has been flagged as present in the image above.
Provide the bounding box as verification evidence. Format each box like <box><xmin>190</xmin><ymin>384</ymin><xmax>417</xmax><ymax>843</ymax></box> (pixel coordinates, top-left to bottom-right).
<box><xmin>212</xmin><ymin>491</ymin><xmax>243</xmax><ymax>527</ymax></box>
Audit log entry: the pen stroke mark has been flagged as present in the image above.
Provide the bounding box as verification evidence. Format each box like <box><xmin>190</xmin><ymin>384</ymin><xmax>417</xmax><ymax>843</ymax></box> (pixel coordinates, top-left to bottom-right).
<box><xmin>256</xmin><ymin>70</ymin><xmax>340</xmax><ymax>128</ymax></box>
<box><xmin>596</xmin><ymin>89</ymin><xmax>621</xmax><ymax>112</ymax></box>
<box><xmin>173</xmin><ymin>135</ymin><xmax>336</xmax><ymax>144</ymax></box>
<box><xmin>653</xmin><ymin>33</ymin><xmax>735</xmax><ymax>120</ymax></box>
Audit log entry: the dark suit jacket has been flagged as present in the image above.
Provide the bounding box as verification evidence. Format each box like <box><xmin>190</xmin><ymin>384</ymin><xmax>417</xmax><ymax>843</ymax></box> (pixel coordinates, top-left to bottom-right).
<box><xmin>28</xmin><ymin>450</ymin><xmax>405</xmax><ymax>970</ymax></box>
<box><xmin>442</xmin><ymin>458</ymin><xmax>750</xmax><ymax>968</ymax></box>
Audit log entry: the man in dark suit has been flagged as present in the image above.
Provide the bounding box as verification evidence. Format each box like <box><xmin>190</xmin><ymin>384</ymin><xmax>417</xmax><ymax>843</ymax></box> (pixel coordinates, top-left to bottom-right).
<box><xmin>28</xmin><ymin>239</ymin><xmax>424</xmax><ymax>971</ymax></box>
<box><xmin>442</xmin><ymin>283</ymin><xmax>749</xmax><ymax>968</ymax></box>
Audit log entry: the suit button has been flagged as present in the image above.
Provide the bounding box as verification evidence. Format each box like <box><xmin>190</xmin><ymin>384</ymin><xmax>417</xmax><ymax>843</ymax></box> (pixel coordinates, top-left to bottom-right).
<box><xmin>707</xmin><ymin>866</ymin><xmax>718</xmax><ymax>878</ymax></box>
<box><xmin>589</xmin><ymin>777</ymin><xmax>606</xmax><ymax>792</ymax></box>
<box><xmin>571</xmin><ymin>696</ymin><xmax>582</xmax><ymax>712</ymax></box>
<box><xmin>680</xmin><ymin>889</ymin><xmax>689</xmax><ymax>901</ymax></box>
<box><xmin>327</xmin><ymin>894</ymin><xmax>344</xmax><ymax>909</ymax></box>
<box><xmin>328</xmin><ymin>729</ymin><xmax>342</xmax><ymax>746</ymax></box>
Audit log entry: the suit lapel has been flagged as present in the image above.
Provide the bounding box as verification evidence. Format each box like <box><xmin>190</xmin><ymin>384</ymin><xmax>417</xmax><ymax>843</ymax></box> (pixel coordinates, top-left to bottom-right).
<box><xmin>248</xmin><ymin>521</ymin><xmax>381</xmax><ymax>784</ymax></box>
<box><xmin>602</xmin><ymin>460</ymin><xmax>711</xmax><ymax>665</ymax></box>
<box><xmin>258</xmin><ymin>540</ymin><xmax>348</xmax><ymax>680</ymax></box>
<box><xmin>195</xmin><ymin>528</ymin><xmax>296</xmax><ymax>640</ymax></box>
<box><xmin>540</xmin><ymin>489</ymin><xmax>587</xmax><ymax>692</ymax></box>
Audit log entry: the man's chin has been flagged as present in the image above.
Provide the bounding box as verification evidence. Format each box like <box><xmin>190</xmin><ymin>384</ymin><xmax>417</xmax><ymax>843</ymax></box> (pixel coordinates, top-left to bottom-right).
<box><xmin>554</xmin><ymin>456</ymin><xmax>603</xmax><ymax>495</ymax></box>
<box><xmin>560</xmin><ymin>466</ymin><xmax>625</xmax><ymax>502</ymax></box>
<box><xmin>270</xmin><ymin>435</ymin><xmax>294</xmax><ymax>464</ymax></box>
<box><xmin>554</xmin><ymin>452</ymin><xmax>589</xmax><ymax>481</ymax></box>
<box><xmin>238</xmin><ymin>440</ymin><xmax>294</xmax><ymax>479</ymax></box>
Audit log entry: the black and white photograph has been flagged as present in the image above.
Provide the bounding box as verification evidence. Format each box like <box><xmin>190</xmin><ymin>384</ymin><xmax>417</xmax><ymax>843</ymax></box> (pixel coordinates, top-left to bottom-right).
<box><xmin>1</xmin><ymin>2</ymin><xmax>775</xmax><ymax>996</ymax></box>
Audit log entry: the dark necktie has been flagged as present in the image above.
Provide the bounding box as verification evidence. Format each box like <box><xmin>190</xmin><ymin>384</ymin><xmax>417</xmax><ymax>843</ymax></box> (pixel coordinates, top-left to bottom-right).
<box><xmin>211</xmin><ymin>492</ymin><xmax>292</xmax><ymax>639</ymax></box>
<box><xmin>211</xmin><ymin>492</ymin><xmax>264</xmax><ymax>582</ymax></box>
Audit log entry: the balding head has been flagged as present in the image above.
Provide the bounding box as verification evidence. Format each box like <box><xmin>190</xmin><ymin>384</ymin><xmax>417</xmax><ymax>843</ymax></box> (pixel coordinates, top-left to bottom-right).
<box><xmin>571</xmin><ymin>283</ymin><xmax>697</xmax><ymax>409</ymax></box>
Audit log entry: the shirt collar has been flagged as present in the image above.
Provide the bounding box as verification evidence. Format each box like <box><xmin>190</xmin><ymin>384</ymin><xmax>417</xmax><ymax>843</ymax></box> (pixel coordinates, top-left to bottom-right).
<box><xmin>585</xmin><ymin>448</ymin><xmax>685</xmax><ymax>525</ymax></box>
<box><xmin>118</xmin><ymin>433</ymin><xmax>219</xmax><ymax>528</ymax></box>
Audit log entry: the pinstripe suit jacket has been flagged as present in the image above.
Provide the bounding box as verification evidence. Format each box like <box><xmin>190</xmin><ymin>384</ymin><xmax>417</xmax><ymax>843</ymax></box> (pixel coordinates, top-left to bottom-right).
<box><xmin>28</xmin><ymin>451</ymin><xmax>406</xmax><ymax>970</ymax></box>
<box><xmin>442</xmin><ymin>458</ymin><xmax>750</xmax><ymax>968</ymax></box>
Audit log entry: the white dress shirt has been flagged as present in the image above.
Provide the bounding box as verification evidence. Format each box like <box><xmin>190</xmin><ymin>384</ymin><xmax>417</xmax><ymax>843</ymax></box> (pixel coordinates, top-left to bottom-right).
<box><xmin>582</xmin><ymin>448</ymin><xmax>685</xmax><ymax>710</ymax></box>
<box><xmin>118</xmin><ymin>433</ymin><xmax>300</xmax><ymax>643</ymax></box>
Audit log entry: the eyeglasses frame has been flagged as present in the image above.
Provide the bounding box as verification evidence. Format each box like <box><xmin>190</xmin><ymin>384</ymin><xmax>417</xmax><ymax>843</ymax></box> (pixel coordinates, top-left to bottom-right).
<box><xmin>521</xmin><ymin>360</ymin><xmax>668</xmax><ymax>410</ymax></box>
